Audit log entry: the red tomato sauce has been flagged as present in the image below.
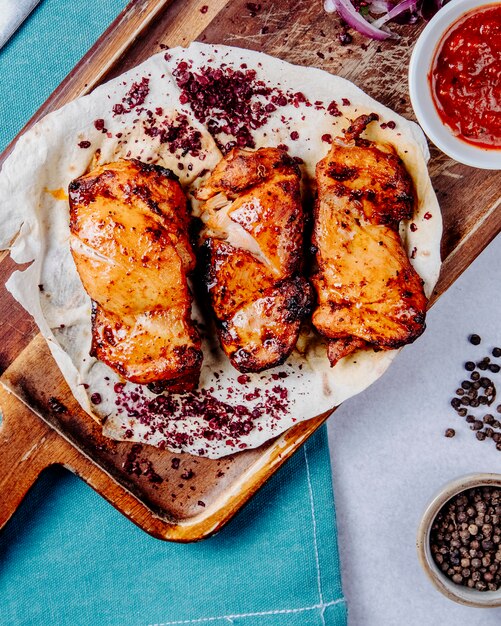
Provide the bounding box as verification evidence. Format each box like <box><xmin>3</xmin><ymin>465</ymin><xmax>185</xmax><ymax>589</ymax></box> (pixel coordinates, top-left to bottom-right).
<box><xmin>430</xmin><ymin>4</ymin><xmax>501</xmax><ymax>150</ymax></box>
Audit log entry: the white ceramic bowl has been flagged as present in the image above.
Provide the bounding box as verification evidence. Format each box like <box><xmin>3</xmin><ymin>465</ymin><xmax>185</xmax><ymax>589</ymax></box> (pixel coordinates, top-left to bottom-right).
<box><xmin>417</xmin><ymin>473</ymin><xmax>501</xmax><ymax>607</ymax></box>
<box><xmin>408</xmin><ymin>0</ymin><xmax>501</xmax><ymax>169</ymax></box>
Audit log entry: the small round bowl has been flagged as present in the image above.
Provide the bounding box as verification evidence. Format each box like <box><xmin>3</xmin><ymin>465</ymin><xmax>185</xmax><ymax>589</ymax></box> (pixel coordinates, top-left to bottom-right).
<box><xmin>408</xmin><ymin>0</ymin><xmax>500</xmax><ymax>169</ymax></box>
<box><xmin>417</xmin><ymin>473</ymin><xmax>501</xmax><ymax>607</ymax></box>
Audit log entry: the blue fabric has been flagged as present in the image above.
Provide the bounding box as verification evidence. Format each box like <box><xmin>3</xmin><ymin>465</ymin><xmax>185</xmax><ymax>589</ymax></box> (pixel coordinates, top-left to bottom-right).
<box><xmin>0</xmin><ymin>2</ymin><xmax>347</xmax><ymax>625</ymax></box>
<box><xmin>0</xmin><ymin>433</ymin><xmax>346</xmax><ymax>626</ymax></box>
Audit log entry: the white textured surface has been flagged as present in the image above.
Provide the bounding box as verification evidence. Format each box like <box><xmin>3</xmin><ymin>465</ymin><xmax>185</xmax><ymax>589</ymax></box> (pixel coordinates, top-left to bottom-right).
<box><xmin>329</xmin><ymin>233</ymin><xmax>501</xmax><ymax>625</ymax></box>
<box><xmin>0</xmin><ymin>0</ymin><xmax>40</xmax><ymax>49</ymax></box>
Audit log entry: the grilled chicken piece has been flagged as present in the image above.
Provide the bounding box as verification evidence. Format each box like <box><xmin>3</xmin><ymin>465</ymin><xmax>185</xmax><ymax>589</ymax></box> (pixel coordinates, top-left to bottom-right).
<box><xmin>196</xmin><ymin>148</ymin><xmax>312</xmax><ymax>372</ymax></box>
<box><xmin>312</xmin><ymin>113</ymin><xmax>427</xmax><ymax>366</ymax></box>
<box><xmin>68</xmin><ymin>159</ymin><xmax>202</xmax><ymax>391</ymax></box>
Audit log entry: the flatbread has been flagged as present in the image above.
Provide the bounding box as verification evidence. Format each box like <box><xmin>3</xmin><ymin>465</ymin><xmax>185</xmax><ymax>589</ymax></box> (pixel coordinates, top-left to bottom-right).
<box><xmin>0</xmin><ymin>43</ymin><xmax>441</xmax><ymax>458</ymax></box>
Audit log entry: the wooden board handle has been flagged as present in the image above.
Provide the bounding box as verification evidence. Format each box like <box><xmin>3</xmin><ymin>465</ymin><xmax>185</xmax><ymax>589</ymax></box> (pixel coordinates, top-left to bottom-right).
<box><xmin>0</xmin><ymin>387</ymin><xmax>56</xmax><ymax>529</ymax></box>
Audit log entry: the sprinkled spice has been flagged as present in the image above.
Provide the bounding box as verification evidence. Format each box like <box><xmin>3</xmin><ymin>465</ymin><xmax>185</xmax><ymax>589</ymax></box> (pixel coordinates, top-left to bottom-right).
<box><xmin>470</xmin><ymin>334</ymin><xmax>482</xmax><ymax>345</ymax></box>
<box><xmin>112</xmin><ymin>77</ymin><xmax>150</xmax><ymax>116</ymax></box>
<box><xmin>109</xmin><ymin>377</ymin><xmax>290</xmax><ymax>453</ymax></box>
<box><xmin>327</xmin><ymin>100</ymin><xmax>342</xmax><ymax>117</ymax></box>
<box><xmin>172</xmin><ymin>60</ymin><xmax>319</xmax><ymax>153</ymax></box>
<box><xmin>173</xmin><ymin>62</ymin><xmax>274</xmax><ymax>151</ymax></box>
<box><xmin>90</xmin><ymin>393</ymin><xmax>102</xmax><ymax>405</ymax></box>
<box><xmin>169</xmin><ymin>58</ymin><xmax>356</xmax><ymax>154</ymax></box>
<box><xmin>430</xmin><ymin>486</ymin><xmax>501</xmax><ymax>591</ymax></box>
<box><xmin>445</xmin><ymin>428</ymin><xmax>456</xmax><ymax>438</ymax></box>
<box><xmin>200</xmin><ymin>4</ymin><xmax>208</xmax><ymax>13</ymax></box>
<box><xmin>142</xmin><ymin>111</ymin><xmax>202</xmax><ymax>157</ymax></box>
<box><xmin>78</xmin><ymin>141</ymin><xmax>91</xmax><ymax>149</ymax></box>
<box><xmin>122</xmin><ymin>444</ymin><xmax>163</xmax><ymax>484</ymax></box>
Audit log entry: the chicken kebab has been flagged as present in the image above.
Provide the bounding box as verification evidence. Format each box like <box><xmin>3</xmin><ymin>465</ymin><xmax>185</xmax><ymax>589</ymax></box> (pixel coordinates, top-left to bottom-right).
<box><xmin>195</xmin><ymin>147</ymin><xmax>313</xmax><ymax>373</ymax></box>
<box><xmin>69</xmin><ymin>159</ymin><xmax>203</xmax><ymax>391</ymax></box>
<box><xmin>68</xmin><ymin>116</ymin><xmax>427</xmax><ymax>391</ymax></box>
<box><xmin>311</xmin><ymin>113</ymin><xmax>428</xmax><ymax>365</ymax></box>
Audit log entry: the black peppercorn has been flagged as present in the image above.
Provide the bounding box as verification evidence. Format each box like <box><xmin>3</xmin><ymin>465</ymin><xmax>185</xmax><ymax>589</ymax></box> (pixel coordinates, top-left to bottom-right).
<box><xmin>449</xmin><ymin>338</ymin><xmax>501</xmax><ymax>450</ymax></box>
<box><xmin>431</xmin><ymin>487</ymin><xmax>501</xmax><ymax>591</ymax></box>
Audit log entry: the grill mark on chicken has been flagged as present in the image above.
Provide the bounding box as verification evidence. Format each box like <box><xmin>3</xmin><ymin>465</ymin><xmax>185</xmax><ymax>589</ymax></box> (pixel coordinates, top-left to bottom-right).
<box><xmin>312</xmin><ymin>114</ymin><xmax>428</xmax><ymax>366</ymax></box>
<box><xmin>69</xmin><ymin>158</ymin><xmax>202</xmax><ymax>390</ymax></box>
<box><xmin>196</xmin><ymin>147</ymin><xmax>312</xmax><ymax>373</ymax></box>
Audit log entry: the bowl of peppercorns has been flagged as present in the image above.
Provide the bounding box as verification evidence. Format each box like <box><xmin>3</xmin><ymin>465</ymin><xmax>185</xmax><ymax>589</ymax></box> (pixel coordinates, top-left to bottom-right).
<box><xmin>417</xmin><ymin>474</ymin><xmax>501</xmax><ymax>607</ymax></box>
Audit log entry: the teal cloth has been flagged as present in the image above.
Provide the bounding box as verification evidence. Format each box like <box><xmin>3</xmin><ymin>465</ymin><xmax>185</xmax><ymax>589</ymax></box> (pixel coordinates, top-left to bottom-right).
<box><xmin>0</xmin><ymin>2</ymin><xmax>347</xmax><ymax>625</ymax></box>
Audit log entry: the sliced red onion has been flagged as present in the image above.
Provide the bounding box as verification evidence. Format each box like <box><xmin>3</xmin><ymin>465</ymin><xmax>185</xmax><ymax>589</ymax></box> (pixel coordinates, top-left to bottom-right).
<box><xmin>324</xmin><ymin>0</ymin><xmax>447</xmax><ymax>42</ymax></box>
<box><xmin>324</xmin><ymin>0</ymin><xmax>398</xmax><ymax>40</ymax></box>
<box><xmin>372</xmin><ymin>0</ymin><xmax>417</xmax><ymax>28</ymax></box>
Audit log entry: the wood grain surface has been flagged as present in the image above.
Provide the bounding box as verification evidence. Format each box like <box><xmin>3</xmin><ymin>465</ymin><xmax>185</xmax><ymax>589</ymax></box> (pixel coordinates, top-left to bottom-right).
<box><xmin>0</xmin><ymin>0</ymin><xmax>499</xmax><ymax>540</ymax></box>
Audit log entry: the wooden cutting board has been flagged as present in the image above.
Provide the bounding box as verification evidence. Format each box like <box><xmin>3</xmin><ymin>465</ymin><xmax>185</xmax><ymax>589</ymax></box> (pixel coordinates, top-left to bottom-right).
<box><xmin>0</xmin><ymin>0</ymin><xmax>499</xmax><ymax>541</ymax></box>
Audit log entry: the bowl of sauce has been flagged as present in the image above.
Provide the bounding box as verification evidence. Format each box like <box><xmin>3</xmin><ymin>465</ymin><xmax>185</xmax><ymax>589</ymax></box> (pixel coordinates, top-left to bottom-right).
<box><xmin>409</xmin><ymin>0</ymin><xmax>501</xmax><ymax>169</ymax></box>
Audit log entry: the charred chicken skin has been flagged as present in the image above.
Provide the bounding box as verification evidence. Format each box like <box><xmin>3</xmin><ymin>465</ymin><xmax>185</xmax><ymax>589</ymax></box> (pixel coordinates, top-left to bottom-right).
<box><xmin>312</xmin><ymin>114</ymin><xmax>427</xmax><ymax>365</ymax></box>
<box><xmin>196</xmin><ymin>148</ymin><xmax>312</xmax><ymax>372</ymax></box>
<box><xmin>68</xmin><ymin>159</ymin><xmax>202</xmax><ymax>391</ymax></box>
